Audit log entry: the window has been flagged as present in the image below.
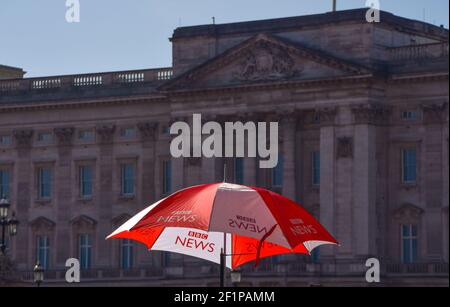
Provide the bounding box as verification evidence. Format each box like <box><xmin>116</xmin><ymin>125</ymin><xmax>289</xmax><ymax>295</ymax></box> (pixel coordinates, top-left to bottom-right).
<box><xmin>38</xmin><ymin>132</ymin><xmax>53</xmax><ymax>142</ymax></box>
<box><xmin>162</xmin><ymin>160</ymin><xmax>172</xmax><ymax>195</ymax></box>
<box><xmin>402</xmin><ymin>148</ymin><xmax>417</xmax><ymax>183</ymax></box>
<box><xmin>121</xmin><ymin>164</ymin><xmax>135</xmax><ymax>196</ymax></box>
<box><xmin>272</xmin><ymin>155</ymin><xmax>283</xmax><ymax>187</ymax></box>
<box><xmin>121</xmin><ymin>127</ymin><xmax>135</xmax><ymax>138</ymax></box>
<box><xmin>0</xmin><ymin>135</ymin><xmax>12</xmax><ymax>145</ymax></box>
<box><xmin>0</xmin><ymin>170</ymin><xmax>10</xmax><ymax>198</ymax></box>
<box><xmin>234</xmin><ymin>158</ymin><xmax>244</xmax><ymax>184</ymax></box>
<box><xmin>401</xmin><ymin>224</ymin><xmax>418</xmax><ymax>264</ymax></box>
<box><xmin>37</xmin><ymin>167</ymin><xmax>52</xmax><ymax>199</ymax></box>
<box><xmin>162</xmin><ymin>125</ymin><xmax>171</xmax><ymax>135</ymax></box>
<box><xmin>79</xmin><ymin>234</ymin><xmax>92</xmax><ymax>269</ymax></box>
<box><xmin>120</xmin><ymin>239</ymin><xmax>134</xmax><ymax>269</ymax></box>
<box><xmin>79</xmin><ymin>165</ymin><xmax>93</xmax><ymax>198</ymax></box>
<box><xmin>401</xmin><ymin>111</ymin><xmax>418</xmax><ymax>120</ymax></box>
<box><xmin>36</xmin><ymin>236</ymin><xmax>50</xmax><ymax>269</ymax></box>
<box><xmin>79</xmin><ymin>129</ymin><xmax>95</xmax><ymax>141</ymax></box>
<box><xmin>312</xmin><ymin>151</ymin><xmax>320</xmax><ymax>186</ymax></box>
<box><xmin>163</xmin><ymin>252</ymin><xmax>172</xmax><ymax>266</ymax></box>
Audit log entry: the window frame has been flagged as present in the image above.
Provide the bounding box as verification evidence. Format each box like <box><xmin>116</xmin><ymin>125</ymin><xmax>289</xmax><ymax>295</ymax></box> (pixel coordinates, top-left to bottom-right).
<box><xmin>79</xmin><ymin>233</ymin><xmax>92</xmax><ymax>270</ymax></box>
<box><xmin>401</xmin><ymin>224</ymin><xmax>418</xmax><ymax>264</ymax></box>
<box><xmin>79</xmin><ymin>165</ymin><xmax>93</xmax><ymax>198</ymax></box>
<box><xmin>271</xmin><ymin>155</ymin><xmax>284</xmax><ymax>188</ymax></box>
<box><xmin>401</xmin><ymin>147</ymin><xmax>417</xmax><ymax>184</ymax></box>
<box><xmin>120</xmin><ymin>239</ymin><xmax>134</xmax><ymax>269</ymax></box>
<box><xmin>121</xmin><ymin>163</ymin><xmax>136</xmax><ymax>196</ymax></box>
<box><xmin>37</xmin><ymin>166</ymin><xmax>52</xmax><ymax>200</ymax></box>
<box><xmin>0</xmin><ymin>169</ymin><xmax>10</xmax><ymax>199</ymax></box>
<box><xmin>36</xmin><ymin>235</ymin><xmax>50</xmax><ymax>270</ymax></box>
<box><xmin>234</xmin><ymin>158</ymin><xmax>244</xmax><ymax>185</ymax></box>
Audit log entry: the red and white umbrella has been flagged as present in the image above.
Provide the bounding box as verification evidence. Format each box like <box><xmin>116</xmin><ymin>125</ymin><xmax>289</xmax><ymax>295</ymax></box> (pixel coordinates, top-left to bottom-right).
<box><xmin>107</xmin><ymin>182</ymin><xmax>338</xmax><ymax>268</ymax></box>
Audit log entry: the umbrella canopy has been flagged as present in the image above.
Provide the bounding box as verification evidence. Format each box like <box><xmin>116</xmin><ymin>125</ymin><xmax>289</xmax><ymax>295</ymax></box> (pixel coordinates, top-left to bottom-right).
<box><xmin>110</xmin><ymin>226</ymin><xmax>308</xmax><ymax>269</ymax></box>
<box><xmin>107</xmin><ymin>182</ymin><xmax>338</xmax><ymax>267</ymax></box>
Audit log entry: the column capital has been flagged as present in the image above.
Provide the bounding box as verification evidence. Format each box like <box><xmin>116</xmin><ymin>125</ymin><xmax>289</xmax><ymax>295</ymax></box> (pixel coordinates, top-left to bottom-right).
<box><xmin>13</xmin><ymin>129</ymin><xmax>34</xmax><ymax>149</ymax></box>
<box><xmin>316</xmin><ymin>107</ymin><xmax>337</xmax><ymax>127</ymax></box>
<box><xmin>54</xmin><ymin>127</ymin><xmax>75</xmax><ymax>146</ymax></box>
<box><xmin>96</xmin><ymin>124</ymin><xmax>116</xmax><ymax>144</ymax></box>
<box><xmin>137</xmin><ymin>122</ymin><xmax>159</xmax><ymax>141</ymax></box>
<box><xmin>352</xmin><ymin>104</ymin><xmax>391</xmax><ymax>125</ymax></box>
<box><xmin>421</xmin><ymin>102</ymin><xmax>448</xmax><ymax>124</ymax></box>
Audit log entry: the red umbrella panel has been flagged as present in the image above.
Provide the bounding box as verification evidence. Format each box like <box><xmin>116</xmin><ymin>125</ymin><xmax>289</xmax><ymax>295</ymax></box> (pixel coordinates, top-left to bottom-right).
<box><xmin>107</xmin><ymin>182</ymin><xmax>338</xmax><ymax>266</ymax></box>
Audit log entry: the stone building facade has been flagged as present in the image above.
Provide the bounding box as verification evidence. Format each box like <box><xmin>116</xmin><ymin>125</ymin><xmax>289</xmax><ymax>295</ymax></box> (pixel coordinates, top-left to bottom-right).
<box><xmin>0</xmin><ymin>9</ymin><xmax>448</xmax><ymax>286</ymax></box>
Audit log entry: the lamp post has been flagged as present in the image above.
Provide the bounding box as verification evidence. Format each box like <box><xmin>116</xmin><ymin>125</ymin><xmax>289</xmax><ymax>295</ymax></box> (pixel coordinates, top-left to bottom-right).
<box><xmin>33</xmin><ymin>261</ymin><xmax>44</xmax><ymax>287</ymax></box>
<box><xmin>0</xmin><ymin>198</ymin><xmax>19</xmax><ymax>255</ymax></box>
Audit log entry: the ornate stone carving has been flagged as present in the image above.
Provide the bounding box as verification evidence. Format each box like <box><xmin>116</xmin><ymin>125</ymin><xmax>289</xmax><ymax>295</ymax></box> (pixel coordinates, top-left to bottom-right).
<box><xmin>13</xmin><ymin>129</ymin><xmax>34</xmax><ymax>148</ymax></box>
<box><xmin>30</xmin><ymin>216</ymin><xmax>56</xmax><ymax>232</ymax></box>
<box><xmin>352</xmin><ymin>104</ymin><xmax>391</xmax><ymax>125</ymax></box>
<box><xmin>316</xmin><ymin>107</ymin><xmax>337</xmax><ymax>127</ymax></box>
<box><xmin>336</xmin><ymin>137</ymin><xmax>353</xmax><ymax>159</ymax></box>
<box><xmin>70</xmin><ymin>215</ymin><xmax>97</xmax><ymax>229</ymax></box>
<box><xmin>233</xmin><ymin>40</ymin><xmax>302</xmax><ymax>82</ymax></box>
<box><xmin>137</xmin><ymin>122</ymin><xmax>159</xmax><ymax>141</ymax></box>
<box><xmin>393</xmin><ymin>203</ymin><xmax>424</xmax><ymax>222</ymax></box>
<box><xmin>421</xmin><ymin>103</ymin><xmax>447</xmax><ymax>124</ymax></box>
<box><xmin>96</xmin><ymin>124</ymin><xmax>116</xmax><ymax>144</ymax></box>
<box><xmin>112</xmin><ymin>213</ymin><xmax>132</xmax><ymax>227</ymax></box>
<box><xmin>54</xmin><ymin>127</ymin><xmax>74</xmax><ymax>146</ymax></box>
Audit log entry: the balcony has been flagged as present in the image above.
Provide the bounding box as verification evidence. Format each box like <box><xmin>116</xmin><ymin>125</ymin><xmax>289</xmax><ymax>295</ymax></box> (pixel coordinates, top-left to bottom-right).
<box><xmin>0</xmin><ymin>68</ymin><xmax>173</xmax><ymax>105</ymax></box>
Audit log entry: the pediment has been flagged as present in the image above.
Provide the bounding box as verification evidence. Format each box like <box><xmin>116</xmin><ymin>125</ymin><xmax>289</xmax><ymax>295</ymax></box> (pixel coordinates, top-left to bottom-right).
<box><xmin>112</xmin><ymin>213</ymin><xmax>132</xmax><ymax>226</ymax></box>
<box><xmin>393</xmin><ymin>203</ymin><xmax>424</xmax><ymax>221</ymax></box>
<box><xmin>70</xmin><ymin>215</ymin><xmax>97</xmax><ymax>229</ymax></box>
<box><xmin>161</xmin><ymin>33</ymin><xmax>372</xmax><ymax>91</ymax></box>
<box><xmin>30</xmin><ymin>217</ymin><xmax>55</xmax><ymax>231</ymax></box>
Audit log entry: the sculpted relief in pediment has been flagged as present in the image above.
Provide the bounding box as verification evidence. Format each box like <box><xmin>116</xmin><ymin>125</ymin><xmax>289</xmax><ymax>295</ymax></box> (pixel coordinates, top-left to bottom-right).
<box><xmin>233</xmin><ymin>41</ymin><xmax>303</xmax><ymax>82</ymax></box>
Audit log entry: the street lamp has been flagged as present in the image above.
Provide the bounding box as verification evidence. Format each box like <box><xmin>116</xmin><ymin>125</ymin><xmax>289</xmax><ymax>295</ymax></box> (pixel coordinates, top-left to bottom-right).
<box><xmin>0</xmin><ymin>198</ymin><xmax>9</xmax><ymax>219</ymax></box>
<box><xmin>0</xmin><ymin>198</ymin><xmax>19</xmax><ymax>255</ymax></box>
<box><xmin>230</xmin><ymin>269</ymin><xmax>242</xmax><ymax>287</ymax></box>
<box><xmin>33</xmin><ymin>261</ymin><xmax>44</xmax><ymax>287</ymax></box>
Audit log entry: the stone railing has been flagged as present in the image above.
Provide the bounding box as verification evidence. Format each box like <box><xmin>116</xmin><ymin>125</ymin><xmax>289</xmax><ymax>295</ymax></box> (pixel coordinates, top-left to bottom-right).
<box><xmin>388</xmin><ymin>42</ymin><xmax>449</xmax><ymax>62</ymax></box>
<box><xmin>15</xmin><ymin>262</ymin><xmax>448</xmax><ymax>285</ymax></box>
<box><xmin>0</xmin><ymin>67</ymin><xmax>173</xmax><ymax>93</ymax></box>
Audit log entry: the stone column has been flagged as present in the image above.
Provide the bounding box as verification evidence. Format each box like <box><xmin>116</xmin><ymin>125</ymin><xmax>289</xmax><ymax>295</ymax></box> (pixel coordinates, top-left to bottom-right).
<box><xmin>12</xmin><ymin>129</ymin><xmax>34</xmax><ymax>270</ymax></box>
<box><xmin>171</xmin><ymin>116</ymin><xmax>186</xmax><ymax>191</ymax></box>
<box><xmin>351</xmin><ymin>104</ymin><xmax>390</xmax><ymax>257</ymax></box>
<box><xmin>421</xmin><ymin>103</ymin><xmax>448</xmax><ymax>260</ymax></box>
<box><xmin>53</xmin><ymin>127</ymin><xmax>75</xmax><ymax>267</ymax></box>
<box><xmin>200</xmin><ymin>114</ymin><xmax>217</xmax><ymax>184</ymax></box>
<box><xmin>96</xmin><ymin>124</ymin><xmax>116</xmax><ymax>267</ymax></box>
<box><xmin>279</xmin><ymin>111</ymin><xmax>298</xmax><ymax>200</ymax></box>
<box><xmin>137</xmin><ymin>122</ymin><xmax>158</xmax><ymax>204</ymax></box>
<box><xmin>318</xmin><ymin>107</ymin><xmax>337</xmax><ymax>258</ymax></box>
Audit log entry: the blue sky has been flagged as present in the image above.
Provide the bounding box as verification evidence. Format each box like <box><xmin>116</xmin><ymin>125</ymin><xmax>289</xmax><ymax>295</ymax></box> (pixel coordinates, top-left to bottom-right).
<box><xmin>0</xmin><ymin>0</ymin><xmax>448</xmax><ymax>77</ymax></box>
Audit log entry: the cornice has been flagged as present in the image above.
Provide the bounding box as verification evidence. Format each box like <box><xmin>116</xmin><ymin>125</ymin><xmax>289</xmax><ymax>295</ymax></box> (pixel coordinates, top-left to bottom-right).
<box><xmin>0</xmin><ymin>94</ymin><xmax>168</xmax><ymax>113</ymax></box>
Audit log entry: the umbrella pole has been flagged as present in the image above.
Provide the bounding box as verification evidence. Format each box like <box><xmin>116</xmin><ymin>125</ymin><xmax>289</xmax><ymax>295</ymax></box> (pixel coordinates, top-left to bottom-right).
<box><xmin>220</xmin><ymin>232</ymin><xmax>227</xmax><ymax>287</ymax></box>
<box><xmin>220</xmin><ymin>248</ymin><xmax>225</xmax><ymax>287</ymax></box>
